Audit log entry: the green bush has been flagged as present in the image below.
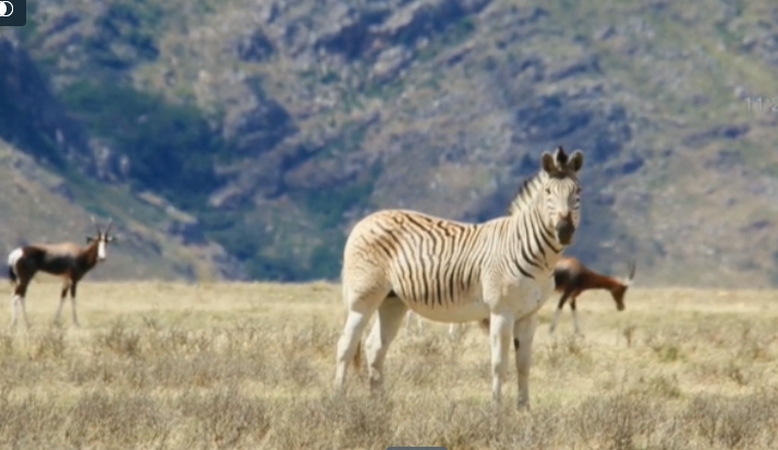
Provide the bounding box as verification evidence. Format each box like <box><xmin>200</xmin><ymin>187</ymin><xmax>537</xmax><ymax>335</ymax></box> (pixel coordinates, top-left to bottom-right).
<box><xmin>84</xmin><ymin>0</ymin><xmax>164</xmax><ymax>70</ymax></box>
<box><xmin>60</xmin><ymin>81</ymin><xmax>223</xmax><ymax>206</ymax></box>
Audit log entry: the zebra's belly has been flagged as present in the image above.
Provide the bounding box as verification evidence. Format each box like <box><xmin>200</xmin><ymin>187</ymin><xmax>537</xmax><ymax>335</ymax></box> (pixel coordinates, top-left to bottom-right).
<box><xmin>404</xmin><ymin>298</ymin><xmax>490</xmax><ymax>323</ymax></box>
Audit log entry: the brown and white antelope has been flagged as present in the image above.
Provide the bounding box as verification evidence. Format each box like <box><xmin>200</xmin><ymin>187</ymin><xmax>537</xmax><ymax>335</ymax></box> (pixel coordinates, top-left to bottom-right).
<box><xmin>7</xmin><ymin>217</ymin><xmax>116</xmax><ymax>327</ymax></box>
<box><xmin>547</xmin><ymin>256</ymin><xmax>636</xmax><ymax>335</ymax></box>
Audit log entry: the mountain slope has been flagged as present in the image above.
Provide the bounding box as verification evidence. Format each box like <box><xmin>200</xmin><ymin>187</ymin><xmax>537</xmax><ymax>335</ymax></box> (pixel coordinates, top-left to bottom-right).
<box><xmin>3</xmin><ymin>0</ymin><xmax>778</xmax><ymax>286</ymax></box>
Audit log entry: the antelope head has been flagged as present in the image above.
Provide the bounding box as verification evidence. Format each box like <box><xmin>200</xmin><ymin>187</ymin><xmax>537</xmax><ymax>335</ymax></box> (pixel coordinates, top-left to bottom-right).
<box><xmin>87</xmin><ymin>216</ymin><xmax>117</xmax><ymax>261</ymax></box>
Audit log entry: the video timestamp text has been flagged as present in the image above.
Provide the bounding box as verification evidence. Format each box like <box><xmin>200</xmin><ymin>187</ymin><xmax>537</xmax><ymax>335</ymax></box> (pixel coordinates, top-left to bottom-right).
<box><xmin>744</xmin><ymin>96</ymin><xmax>778</xmax><ymax>114</ymax></box>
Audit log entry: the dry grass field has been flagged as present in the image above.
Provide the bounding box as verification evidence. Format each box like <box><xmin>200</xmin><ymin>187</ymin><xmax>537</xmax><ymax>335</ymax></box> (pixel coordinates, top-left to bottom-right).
<box><xmin>2</xmin><ymin>279</ymin><xmax>778</xmax><ymax>449</ymax></box>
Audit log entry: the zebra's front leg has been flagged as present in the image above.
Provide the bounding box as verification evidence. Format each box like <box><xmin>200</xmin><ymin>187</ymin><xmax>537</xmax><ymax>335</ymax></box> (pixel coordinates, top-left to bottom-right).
<box><xmin>514</xmin><ymin>313</ymin><xmax>538</xmax><ymax>410</ymax></box>
<box><xmin>489</xmin><ymin>312</ymin><xmax>515</xmax><ymax>406</ymax></box>
<box><xmin>365</xmin><ymin>297</ymin><xmax>407</xmax><ymax>391</ymax></box>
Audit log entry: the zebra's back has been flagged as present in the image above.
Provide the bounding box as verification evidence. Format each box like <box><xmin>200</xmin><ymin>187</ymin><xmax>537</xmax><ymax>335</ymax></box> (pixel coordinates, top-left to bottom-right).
<box><xmin>343</xmin><ymin>209</ymin><xmax>497</xmax><ymax>314</ymax></box>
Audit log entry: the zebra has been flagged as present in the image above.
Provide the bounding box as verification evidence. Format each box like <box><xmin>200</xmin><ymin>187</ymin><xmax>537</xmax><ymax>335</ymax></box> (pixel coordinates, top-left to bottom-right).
<box><xmin>334</xmin><ymin>146</ymin><xmax>585</xmax><ymax>410</ymax></box>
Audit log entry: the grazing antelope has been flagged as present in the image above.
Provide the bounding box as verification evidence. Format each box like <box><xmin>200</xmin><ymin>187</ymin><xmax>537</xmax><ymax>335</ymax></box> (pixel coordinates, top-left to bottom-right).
<box><xmin>408</xmin><ymin>256</ymin><xmax>637</xmax><ymax>338</ymax></box>
<box><xmin>335</xmin><ymin>146</ymin><xmax>585</xmax><ymax>410</ymax></box>
<box><xmin>7</xmin><ymin>217</ymin><xmax>116</xmax><ymax>327</ymax></box>
<box><xmin>548</xmin><ymin>256</ymin><xmax>636</xmax><ymax>336</ymax></box>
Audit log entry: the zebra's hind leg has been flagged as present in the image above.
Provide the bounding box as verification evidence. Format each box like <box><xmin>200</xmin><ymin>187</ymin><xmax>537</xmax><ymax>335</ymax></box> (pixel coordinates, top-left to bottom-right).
<box><xmin>514</xmin><ymin>313</ymin><xmax>538</xmax><ymax>411</ymax></box>
<box><xmin>365</xmin><ymin>296</ymin><xmax>408</xmax><ymax>391</ymax></box>
<box><xmin>334</xmin><ymin>289</ymin><xmax>384</xmax><ymax>390</ymax></box>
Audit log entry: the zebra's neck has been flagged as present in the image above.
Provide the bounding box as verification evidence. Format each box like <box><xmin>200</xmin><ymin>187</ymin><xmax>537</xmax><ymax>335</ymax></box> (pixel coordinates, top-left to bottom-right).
<box><xmin>502</xmin><ymin>199</ymin><xmax>566</xmax><ymax>281</ymax></box>
<box><xmin>508</xmin><ymin>170</ymin><xmax>554</xmax><ymax>215</ymax></box>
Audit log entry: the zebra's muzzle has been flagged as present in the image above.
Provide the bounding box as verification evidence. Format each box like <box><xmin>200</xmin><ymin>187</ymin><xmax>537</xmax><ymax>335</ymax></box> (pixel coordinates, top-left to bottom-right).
<box><xmin>555</xmin><ymin>217</ymin><xmax>575</xmax><ymax>245</ymax></box>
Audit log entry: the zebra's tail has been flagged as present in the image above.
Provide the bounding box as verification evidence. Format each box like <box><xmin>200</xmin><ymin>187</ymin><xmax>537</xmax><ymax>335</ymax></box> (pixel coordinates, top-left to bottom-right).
<box><xmin>352</xmin><ymin>340</ymin><xmax>363</xmax><ymax>373</ymax></box>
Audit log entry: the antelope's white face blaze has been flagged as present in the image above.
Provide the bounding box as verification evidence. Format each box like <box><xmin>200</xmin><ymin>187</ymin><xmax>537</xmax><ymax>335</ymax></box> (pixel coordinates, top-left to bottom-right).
<box><xmin>87</xmin><ymin>233</ymin><xmax>111</xmax><ymax>261</ymax></box>
<box><xmin>97</xmin><ymin>237</ymin><xmax>107</xmax><ymax>261</ymax></box>
<box><xmin>88</xmin><ymin>217</ymin><xmax>114</xmax><ymax>262</ymax></box>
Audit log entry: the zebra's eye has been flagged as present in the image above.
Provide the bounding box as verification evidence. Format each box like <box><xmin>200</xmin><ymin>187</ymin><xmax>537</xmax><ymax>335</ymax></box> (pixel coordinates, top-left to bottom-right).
<box><xmin>545</xmin><ymin>188</ymin><xmax>551</xmax><ymax>195</ymax></box>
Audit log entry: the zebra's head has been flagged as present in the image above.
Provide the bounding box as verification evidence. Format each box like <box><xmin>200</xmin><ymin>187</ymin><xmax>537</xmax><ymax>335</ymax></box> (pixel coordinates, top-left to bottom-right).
<box><xmin>540</xmin><ymin>146</ymin><xmax>584</xmax><ymax>246</ymax></box>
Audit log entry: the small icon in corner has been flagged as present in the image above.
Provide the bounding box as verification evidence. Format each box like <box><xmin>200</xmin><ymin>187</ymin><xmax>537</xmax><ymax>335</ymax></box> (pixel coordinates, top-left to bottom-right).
<box><xmin>0</xmin><ymin>0</ymin><xmax>26</xmax><ymax>27</ymax></box>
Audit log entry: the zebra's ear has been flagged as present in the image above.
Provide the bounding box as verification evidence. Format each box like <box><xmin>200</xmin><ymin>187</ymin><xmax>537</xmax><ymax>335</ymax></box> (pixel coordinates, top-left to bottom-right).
<box><xmin>541</xmin><ymin>152</ymin><xmax>557</xmax><ymax>173</ymax></box>
<box><xmin>566</xmin><ymin>150</ymin><xmax>584</xmax><ymax>173</ymax></box>
<box><xmin>86</xmin><ymin>236</ymin><xmax>94</xmax><ymax>244</ymax></box>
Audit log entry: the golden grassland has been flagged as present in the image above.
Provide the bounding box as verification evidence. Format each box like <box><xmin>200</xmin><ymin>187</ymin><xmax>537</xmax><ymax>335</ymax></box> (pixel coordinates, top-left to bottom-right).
<box><xmin>2</xmin><ymin>278</ymin><xmax>778</xmax><ymax>449</ymax></box>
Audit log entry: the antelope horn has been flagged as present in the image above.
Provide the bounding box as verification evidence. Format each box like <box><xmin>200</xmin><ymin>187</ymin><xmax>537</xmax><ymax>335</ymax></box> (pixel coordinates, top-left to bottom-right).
<box><xmin>105</xmin><ymin>217</ymin><xmax>114</xmax><ymax>235</ymax></box>
<box><xmin>624</xmin><ymin>258</ymin><xmax>636</xmax><ymax>286</ymax></box>
<box><xmin>90</xmin><ymin>215</ymin><xmax>101</xmax><ymax>234</ymax></box>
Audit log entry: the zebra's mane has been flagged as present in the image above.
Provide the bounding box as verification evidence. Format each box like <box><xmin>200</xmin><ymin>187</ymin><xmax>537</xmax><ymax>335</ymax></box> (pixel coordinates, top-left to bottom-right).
<box><xmin>507</xmin><ymin>170</ymin><xmax>549</xmax><ymax>216</ymax></box>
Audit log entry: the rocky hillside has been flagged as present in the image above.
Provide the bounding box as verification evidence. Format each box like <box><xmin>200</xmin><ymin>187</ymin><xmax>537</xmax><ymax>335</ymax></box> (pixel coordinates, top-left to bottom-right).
<box><xmin>2</xmin><ymin>0</ymin><xmax>778</xmax><ymax>287</ymax></box>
